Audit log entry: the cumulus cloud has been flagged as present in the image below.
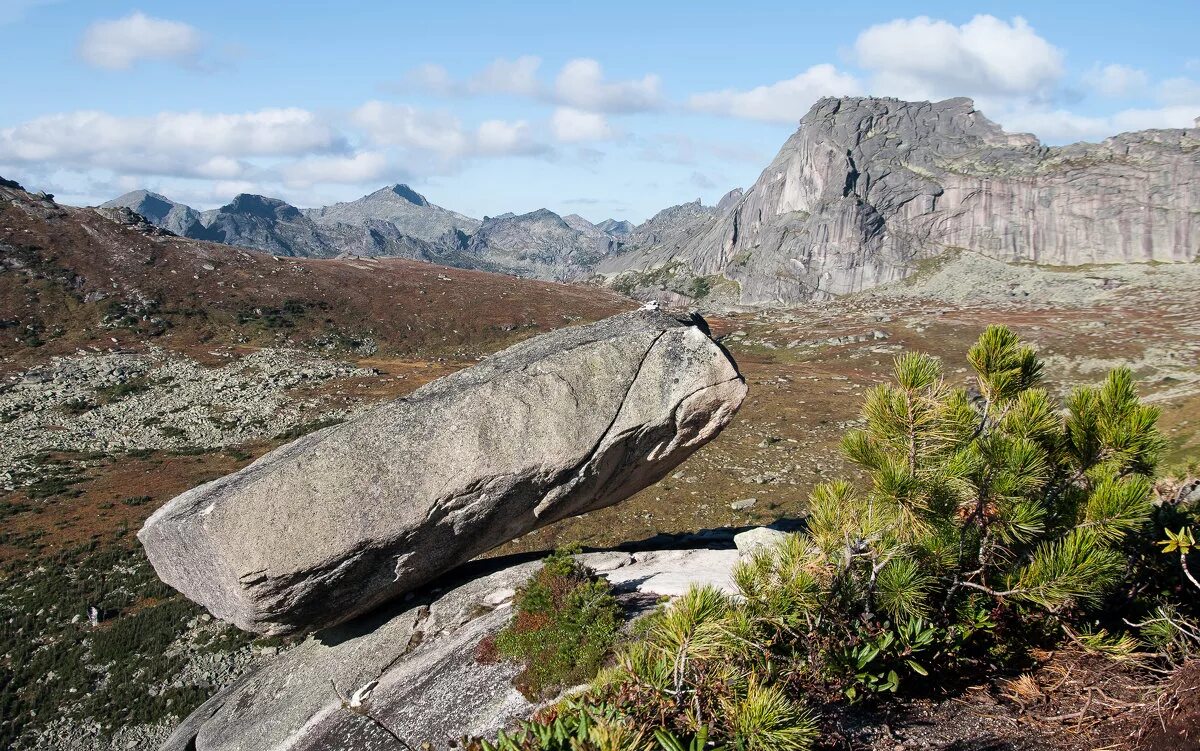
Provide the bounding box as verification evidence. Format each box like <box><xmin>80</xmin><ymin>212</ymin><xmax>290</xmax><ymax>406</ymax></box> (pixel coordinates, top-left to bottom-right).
<box><xmin>353</xmin><ymin>100</ymin><xmax>547</xmax><ymax>159</ymax></box>
<box><xmin>0</xmin><ymin>107</ymin><xmax>343</xmax><ymax>176</ymax></box>
<box><xmin>1083</xmin><ymin>64</ymin><xmax>1149</xmax><ymax>98</ymax></box>
<box><xmin>550</xmin><ymin>107</ymin><xmax>614</xmax><ymax>143</ymax></box>
<box><xmin>1000</xmin><ymin>104</ymin><xmax>1199</xmax><ymax>143</ymax></box>
<box><xmin>687</xmin><ymin>64</ymin><xmax>862</xmax><ymax>122</ymax></box>
<box><xmin>403</xmin><ymin>56</ymin><xmax>543</xmax><ymax>97</ymax></box>
<box><xmin>403</xmin><ymin>56</ymin><xmax>661</xmax><ymax>113</ymax></box>
<box><xmin>352</xmin><ymin>101</ymin><xmax>469</xmax><ymax>157</ymax></box>
<box><xmin>472</xmin><ymin>56</ymin><xmax>543</xmax><ymax>97</ymax></box>
<box><xmin>78</xmin><ymin>12</ymin><xmax>204</xmax><ymax>71</ymax></box>
<box><xmin>1158</xmin><ymin>77</ymin><xmax>1200</xmax><ymax>106</ymax></box>
<box><xmin>475</xmin><ymin>119</ymin><xmax>544</xmax><ymax>155</ymax></box>
<box><xmin>854</xmin><ymin>15</ymin><xmax>1063</xmax><ymax>102</ymax></box>
<box><xmin>553</xmin><ymin>59</ymin><xmax>661</xmax><ymax>113</ymax></box>
<box><xmin>279</xmin><ymin>151</ymin><xmax>392</xmax><ymax>188</ymax></box>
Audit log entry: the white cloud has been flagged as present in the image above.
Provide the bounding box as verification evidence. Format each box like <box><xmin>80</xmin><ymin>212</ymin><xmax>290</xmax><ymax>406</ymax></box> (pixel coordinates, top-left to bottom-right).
<box><xmin>854</xmin><ymin>15</ymin><xmax>1063</xmax><ymax>101</ymax></box>
<box><xmin>551</xmin><ymin>107</ymin><xmax>614</xmax><ymax>142</ymax></box>
<box><xmin>78</xmin><ymin>12</ymin><xmax>204</xmax><ymax>71</ymax></box>
<box><xmin>1158</xmin><ymin>77</ymin><xmax>1200</xmax><ymax>106</ymax></box>
<box><xmin>472</xmin><ymin>56</ymin><xmax>543</xmax><ymax>96</ymax></box>
<box><xmin>0</xmin><ymin>108</ymin><xmax>343</xmax><ymax>176</ymax></box>
<box><xmin>687</xmin><ymin>64</ymin><xmax>861</xmax><ymax>122</ymax></box>
<box><xmin>404</xmin><ymin>63</ymin><xmax>457</xmax><ymax>95</ymax></box>
<box><xmin>279</xmin><ymin>151</ymin><xmax>392</xmax><ymax>188</ymax></box>
<box><xmin>1000</xmin><ymin>105</ymin><xmax>1200</xmax><ymax>143</ymax></box>
<box><xmin>352</xmin><ymin>101</ymin><xmax>469</xmax><ymax>157</ymax></box>
<box><xmin>475</xmin><ymin>119</ymin><xmax>544</xmax><ymax>155</ymax></box>
<box><xmin>1083</xmin><ymin>64</ymin><xmax>1149</xmax><ymax>97</ymax></box>
<box><xmin>403</xmin><ymin>56</ymin><xmax>543</xmax><ymax>97</ymax></box>
<box><xmin>554</xmin><ymin>58</ymin><xmax>661</xmax><ymax>112</ymax></box>
<box><xmin>353</xmin><ymin>100</ymin><xmax>547</xmax><ymax>159</ymax></box>
<box><xmin>402</xmin><ymin>56</ymin><xmax>661</xmax><ymax>114</ymax></box>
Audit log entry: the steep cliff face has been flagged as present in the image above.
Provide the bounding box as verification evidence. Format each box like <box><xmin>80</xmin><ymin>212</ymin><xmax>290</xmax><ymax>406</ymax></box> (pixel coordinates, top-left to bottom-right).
<box><xmin>608</xmin><ymin>97</ymin><xmax>1199</xmax><ymax>304</ymax></box>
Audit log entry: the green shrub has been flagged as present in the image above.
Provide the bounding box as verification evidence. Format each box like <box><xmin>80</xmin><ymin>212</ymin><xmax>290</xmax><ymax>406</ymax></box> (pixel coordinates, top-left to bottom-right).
<box><xmin>475</xmin><ymin>326</ymin><xmax>1187</xmax><ymax>750</ymax></box>
<box><xmin>730</xmin><ymin>326</ymin><xmax>1165</xmax><ymax>698</ymax></box>
<box><xmin>490</xmin><ymin>547</ymin><xmax>622</xmax><ymax>699</ymax></box>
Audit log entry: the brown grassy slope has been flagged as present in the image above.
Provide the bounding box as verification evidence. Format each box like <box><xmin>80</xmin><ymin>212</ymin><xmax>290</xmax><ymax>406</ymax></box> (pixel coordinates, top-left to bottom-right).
<box><xmin>0</xmin><ymin>182</ymin><xmax>632</xmax><ymax>373</ymax></box>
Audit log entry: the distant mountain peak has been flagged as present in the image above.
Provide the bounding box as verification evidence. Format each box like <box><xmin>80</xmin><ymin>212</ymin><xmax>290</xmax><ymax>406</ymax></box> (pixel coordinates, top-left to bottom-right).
<box><xmin>597</xmin><ymin>219</ymin><xmax>633</xmax><ymax>237</ymax></box>
<box><xmin>387</xmin><ymin>184</ymin><xmax>428</xmax><ymax>206</ymax></box>
<box><xmin>223</xmin><ymin>193</ymin><xmax>301</xmax><ymax>220</ymax></box>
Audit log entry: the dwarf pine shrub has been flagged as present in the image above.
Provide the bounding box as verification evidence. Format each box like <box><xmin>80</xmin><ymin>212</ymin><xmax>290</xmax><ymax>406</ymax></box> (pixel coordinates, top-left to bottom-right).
<box><xmin>479</xmin><ymin>326</ymin><xmax>1182</xmax><ymax>750</ymax></box>
<box><xmin>733</xmin><ymin>325</ymin><xmax>1166</xmax><ymax>697</ymax></box>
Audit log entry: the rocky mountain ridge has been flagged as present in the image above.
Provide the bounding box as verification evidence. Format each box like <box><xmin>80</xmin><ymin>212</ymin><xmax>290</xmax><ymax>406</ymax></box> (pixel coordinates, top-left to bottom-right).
<box><xmin>600</xmin><ymin>96</ymin><xmax>1200</xmax><ymax>304</ymax></box>
<box><xmin>100</xmin><ymin>97</ymin><xmax>1199</xmax><ymax>304</ymax></box>
<box><xmin>102</xmin><ymin>184</ymin><xmax>640</xmax><ymax>279</ymax></box>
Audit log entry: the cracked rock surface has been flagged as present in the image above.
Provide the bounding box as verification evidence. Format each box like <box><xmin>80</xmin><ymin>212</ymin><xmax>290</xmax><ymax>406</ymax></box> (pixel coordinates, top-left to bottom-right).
<box><xmin>139</xmin><ymin>310</ymin><xmax>747</xmax><ymax>635</ymax></box>
<box><xmin>158</xmin><ymin>548</ymin><xmax>740</xmax><ymax>751</ymax></box>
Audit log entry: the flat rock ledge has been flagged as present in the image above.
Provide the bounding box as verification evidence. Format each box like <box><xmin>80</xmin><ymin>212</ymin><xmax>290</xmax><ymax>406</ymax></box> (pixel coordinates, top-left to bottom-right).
<box><xmin>139</xmin><ymin>310</ymin><xmax>746</xmax><ymax>635</ymax></box>
<box><xmin>160</xmin><ymin>548</ymin><xmax>740</xmax><ymax>751</ymax></box>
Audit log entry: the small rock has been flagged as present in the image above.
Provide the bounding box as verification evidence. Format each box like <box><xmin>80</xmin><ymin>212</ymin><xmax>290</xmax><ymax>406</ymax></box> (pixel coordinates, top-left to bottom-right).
<box><xmin>483</xmin><ymin>588</ymin><xmax>516</xmax><ymax>607</ymax></box>
<box><xmin>729</xmin><ymin>497</ymin><xmax>758</xmax><ymax>511</ymax></box>
<box><xmin>734</xmin><ymin>527</ymin><xmax>788</xmax><ymax>556</ymax></box>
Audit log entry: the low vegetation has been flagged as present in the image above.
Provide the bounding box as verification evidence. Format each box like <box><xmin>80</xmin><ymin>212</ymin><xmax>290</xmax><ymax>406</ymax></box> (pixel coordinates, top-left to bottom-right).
<box><xmin>0</xmin><ymin>545</ymin><xmax>240</xmax><ymax>747</ymax></box>
<box><xmin>478</xmin><ymin>326</ymin><xmax>1199</xmax><ymax>750</ymax></box>
<box><xmin>480</xmin><ymin>546</ymin><xmax>622</xmax><ymax>699</ymax></box>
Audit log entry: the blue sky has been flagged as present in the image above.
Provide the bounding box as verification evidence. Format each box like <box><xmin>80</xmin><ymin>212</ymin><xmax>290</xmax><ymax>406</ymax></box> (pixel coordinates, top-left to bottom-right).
<box><xmin>1</xmin><ymin>1</ymin><xmax>1197</xmax><ymax>222</ymax></box>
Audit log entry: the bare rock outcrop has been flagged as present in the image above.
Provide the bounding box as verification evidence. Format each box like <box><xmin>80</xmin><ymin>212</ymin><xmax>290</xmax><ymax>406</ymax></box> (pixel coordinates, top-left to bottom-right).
<box><xmin>157</xmin><ymin>548</ymin><xmax>740</xmax><ymax>751</ymax></box>
<box><xmin>602</xmin><ymin>96</ymin><xmax>1199</xmax><ymax>304</ymax></box>
<box><xmin>139</xmin><ymin>310</ymin><xmax>746</xmax><ymax>635</ymax></box>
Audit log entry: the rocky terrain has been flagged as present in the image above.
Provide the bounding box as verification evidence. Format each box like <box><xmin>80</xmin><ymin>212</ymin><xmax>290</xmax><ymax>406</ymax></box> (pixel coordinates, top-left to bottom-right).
<box><xmin>0</xmin><ymin>347</ymin><xmax>376</xmax><ymax>493</ymax></box>
<box><xmin>2</xmin><ymin>243</ymin><xmax>1197</xmax><ymax>749</ymax></box>
<box><xmin>3</xmin><ymin>178</ymin><xmax>632</xmax><ymax>367</ymax></box>
<box><xmin>103</xmin><ymin>184</ymin><xmax>630</xmax><ymax>278</ymax></box>
<box><xmin>100</xmin><ymin>98</ymin><xmax>1198</xmax><ymax>306</ymax></box>
<box><xmin>600</xmin><ymin>96</ymin><xmax>1199</xmax><ymax>304</ymax></box>
<box><xmin>4</xmin><ymin>94</ymin><xmax>1200</xmax><ymax>751</ymax></box>
<box><xmin>303</xmin><ymin>183</ymin><xmax>480</xmax><ymax>243</ymax></box>
<box><xmin>459</xmin><ymin>208</ymin><xmax>619</xmax><ymax>280</ymax></box>
<box><xmin>158</xmin><ymin>547</ymin><xmax>742</xmax><ymax>751</ymax></box>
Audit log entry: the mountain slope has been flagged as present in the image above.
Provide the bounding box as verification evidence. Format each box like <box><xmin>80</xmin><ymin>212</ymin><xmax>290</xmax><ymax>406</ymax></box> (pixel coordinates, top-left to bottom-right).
<box><xmin>102</xmin><ymin>190</ymin><xmax>206</xmax><ymax>237</ymax></box>
<box><xmin>462</xmin><ymin>208</ymin><xmax>617</xmax><ymax>280</ymax></box>
<box><xmin>304</xmin><ymin>184</ymin><xmax>481</xmax><ymax>243</ymax></box>
<box><xmin>201</xmin><ymin>194</ymin><xmax>337</xmax><ymax>258</ymax></box>
<box><xmin>602</xmin><ymin>96</ymin><xmax>1200</xmax><ymax>304</ymax></box>
<box><xmin>1</xmin><ymin>178</ymin><xmax>632</xmax><ymax>366</ymax></box>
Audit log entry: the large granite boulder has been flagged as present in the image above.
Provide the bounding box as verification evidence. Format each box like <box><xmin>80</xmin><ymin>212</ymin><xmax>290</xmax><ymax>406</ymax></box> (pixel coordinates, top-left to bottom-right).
<box><xmin>159</xmin><ymin>548</ymin><xmax>740</xmax><ymax>751</ymax></box>
<box><xmin>139</xmin><ymin>310</ymin><xmax>746</xmax><ymax>635</ymax></box>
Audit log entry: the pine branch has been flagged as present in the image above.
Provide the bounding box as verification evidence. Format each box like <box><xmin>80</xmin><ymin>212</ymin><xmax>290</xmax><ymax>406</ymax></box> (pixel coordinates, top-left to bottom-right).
<box><xmin>1182</xmin><ymin>553</ymin><xmax>1200</xmax><ymax>592</ymax></box>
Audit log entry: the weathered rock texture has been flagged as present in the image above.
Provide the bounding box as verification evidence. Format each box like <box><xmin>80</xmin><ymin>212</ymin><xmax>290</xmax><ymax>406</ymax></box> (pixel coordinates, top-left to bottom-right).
<box><xmin>158</xmin><ymin>548</ymin><xmax>739</xmax><ymax>751</ymax></box>
<box><xmin>601</xmin><ymin>96</ymin><xmax>1199</xmax><ymax>304</ymax></box>
<box><xmin>139</xmin><ymin>310</ymin><xmax>746</xmax><ymax>635</ymax></box>
<box><xmin>459</xmin><ymin>208</ymin><xmax>618</xmax><ymax>281</ymax></box>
